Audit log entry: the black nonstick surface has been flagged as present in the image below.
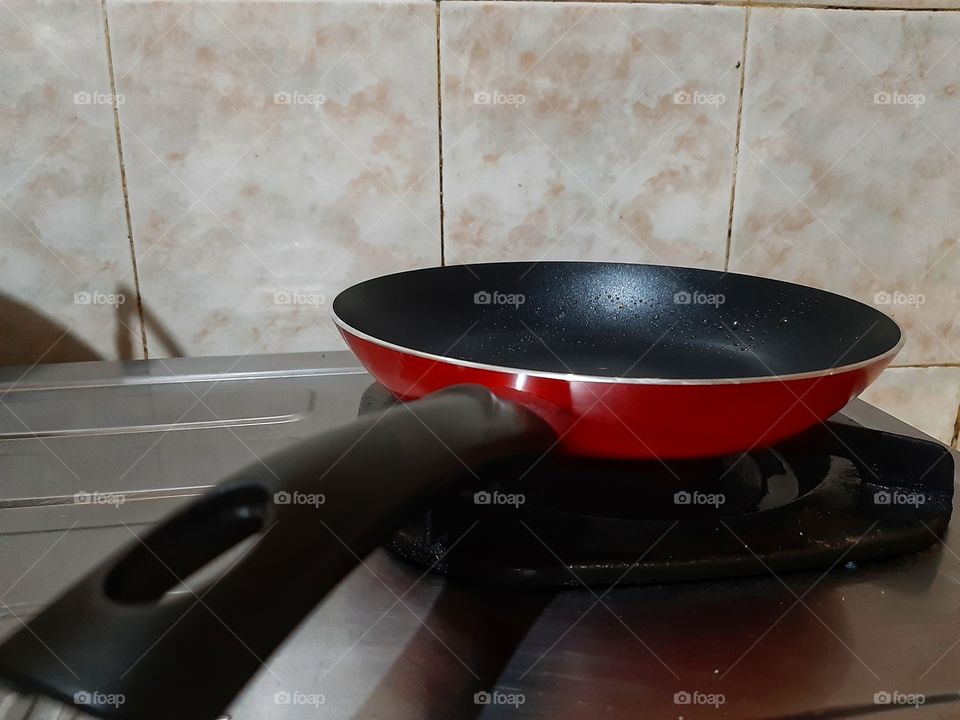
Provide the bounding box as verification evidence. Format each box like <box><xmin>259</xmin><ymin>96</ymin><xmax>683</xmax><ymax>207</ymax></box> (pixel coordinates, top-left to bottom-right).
<box><xmin>332</xmin><ymin>262</ymin><xmax>902</xmax><ymax>380</ymax></box>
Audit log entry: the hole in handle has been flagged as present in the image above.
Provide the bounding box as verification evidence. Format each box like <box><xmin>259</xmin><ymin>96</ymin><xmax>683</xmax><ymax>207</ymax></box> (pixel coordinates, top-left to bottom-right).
<box><xmin>105</xmin><ymin>485</ymin><xmax>269</xmax><ymax>604</ymax></box>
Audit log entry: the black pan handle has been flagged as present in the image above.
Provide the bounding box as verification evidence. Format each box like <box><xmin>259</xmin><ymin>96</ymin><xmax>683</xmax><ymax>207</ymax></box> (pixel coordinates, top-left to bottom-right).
<box><xmin>0</xmin><ymin>385</ymin><xmax>555</xmax><ymax>720</ymax></box>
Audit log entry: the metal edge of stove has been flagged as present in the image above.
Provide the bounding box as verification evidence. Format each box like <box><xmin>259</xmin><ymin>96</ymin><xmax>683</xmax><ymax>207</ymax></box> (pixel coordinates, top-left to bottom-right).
<box><xmin>840</xmin><ymin>398</ymin><xmax>945</xmax><ymax>445</ymax></box>
<box><xmin>0</xmin><ymin>351</ymin><xmax>367</xmax><ymax>392</ymax></box>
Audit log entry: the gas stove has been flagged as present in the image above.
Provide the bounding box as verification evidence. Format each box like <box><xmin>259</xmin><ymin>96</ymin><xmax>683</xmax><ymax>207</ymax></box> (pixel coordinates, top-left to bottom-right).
<box><xmin>0</xmin><ymin>352</ymin><xmax>958</xmax><ymax>719</ymax></box>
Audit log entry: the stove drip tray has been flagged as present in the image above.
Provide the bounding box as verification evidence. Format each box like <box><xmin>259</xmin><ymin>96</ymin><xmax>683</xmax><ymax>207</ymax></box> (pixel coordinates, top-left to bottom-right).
<box><xmin>359</xmin><ymin>384</ymin><xmax>955</xmax><ymax>587</ymax></box>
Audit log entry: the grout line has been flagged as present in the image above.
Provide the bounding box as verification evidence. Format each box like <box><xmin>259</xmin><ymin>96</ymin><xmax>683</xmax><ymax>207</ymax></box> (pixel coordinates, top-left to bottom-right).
<box><xmin>445</xmin><ymin>0</ymin><xmax>960</xmax><ymax>12</ymax></box>
<box><xmin>100</xmin><ymin>0</ymin><xmax>148</xmax><ymax>360</ymax></box>
<box><xmin>723</xmin><ymin>6</ymin><xmax>750</xmax><ymax>271</ymax></box>
<box><xmin>951</xmin><ymin>400</ymin><xmax>960</xmax><ymax>448</ymax></box>
<box><xmin>435</xmin><ymin>1</ymin><xmax>447</xmax><ymax>266</ymax></box>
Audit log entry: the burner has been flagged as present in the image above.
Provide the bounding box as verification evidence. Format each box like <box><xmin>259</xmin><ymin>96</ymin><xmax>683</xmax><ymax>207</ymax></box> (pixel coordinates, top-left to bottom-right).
<box><xmin>359</xmin><ymin>384</ymin><xmax>955</xmax><ymax>587</ymax></box>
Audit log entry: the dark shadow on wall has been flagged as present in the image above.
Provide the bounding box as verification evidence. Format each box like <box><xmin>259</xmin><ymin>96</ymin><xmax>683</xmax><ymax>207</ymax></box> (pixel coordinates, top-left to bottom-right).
<box><xmin>0</xmin><ymin>287</ymin><xmax>188</xmax><ymax>367</ymax></box>
<box><xmin>0</xmin><ymin>293</ymin><xmax>103</xmax><ymax>366</ymax></box>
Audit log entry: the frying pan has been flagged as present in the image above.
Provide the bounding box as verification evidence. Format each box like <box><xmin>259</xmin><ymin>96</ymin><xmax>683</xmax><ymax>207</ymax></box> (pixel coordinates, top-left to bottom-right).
<box><xmin>335</xmin><ymin>262</ymin><xmax>902</xmax><ymax>459</ymax></box>
<box><xmin>0</xmin><ymin>262</ymin><xmax>901</xmax><ymax>720</ymax></box>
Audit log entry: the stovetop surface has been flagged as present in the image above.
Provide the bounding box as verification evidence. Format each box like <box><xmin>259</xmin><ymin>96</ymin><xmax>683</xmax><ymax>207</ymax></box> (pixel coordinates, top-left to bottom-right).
<box><xmin>0</xmin><ymin>352</ymin><xmax>958</xmax><ymax>719</ymax></box>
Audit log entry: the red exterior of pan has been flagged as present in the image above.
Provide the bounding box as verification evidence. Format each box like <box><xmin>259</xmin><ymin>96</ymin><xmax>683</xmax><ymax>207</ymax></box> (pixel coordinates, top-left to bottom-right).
<box><xmin>337</xmin><ymin>326</ymin><xmax>900</xmax><ymax>460</ymax></box>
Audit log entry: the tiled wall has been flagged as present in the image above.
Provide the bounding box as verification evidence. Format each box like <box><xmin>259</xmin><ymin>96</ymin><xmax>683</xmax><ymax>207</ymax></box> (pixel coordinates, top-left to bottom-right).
<box><xmin>2</xmin><ymin>0</ymin><xmax>959</xmax><ymax>448</ymax></box>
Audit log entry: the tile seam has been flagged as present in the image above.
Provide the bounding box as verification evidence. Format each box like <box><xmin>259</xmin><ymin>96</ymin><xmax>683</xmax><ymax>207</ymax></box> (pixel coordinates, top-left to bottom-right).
<box><xmin>99</xmin><ymin>0</ymin><xmax>149</xmax><ymax>359</ymax></box>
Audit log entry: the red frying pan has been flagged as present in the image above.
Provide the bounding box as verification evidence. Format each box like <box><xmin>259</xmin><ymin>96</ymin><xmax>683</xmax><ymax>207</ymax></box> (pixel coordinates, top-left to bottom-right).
<box><xmin>0</xmin><ymin>262</ymin><xmax>902</xmax><ymax>720</ymax></box>
<box><xmin>333</xmin><ymin>262</ymin><xmax>902</xmax><ymax>459</ymax></box>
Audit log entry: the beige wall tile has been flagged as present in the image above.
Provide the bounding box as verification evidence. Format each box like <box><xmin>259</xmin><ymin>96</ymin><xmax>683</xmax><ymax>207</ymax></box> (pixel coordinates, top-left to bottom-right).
<box><xmin>860</xmin><ymin>367</ymin><xmax>960</xmax><ymax>444</ymax></box>
<box><xmin>730</xmin><ymin>8</ymin><xmax>960</xmax><ymax>367</ymax></box>
<box><xmin>0</xmin><ymin>0</ymin><xmax>138</xmax><ymax>365</ymax></box>
<box><xmin>440</xmin><ymin>1</ymin><xmax>744</xmax><ymax>268</ymax></box>
<box><xmin>107</xmin><ymin>0</ymin><xmax>441</xmax><ymax>358</ymax></box>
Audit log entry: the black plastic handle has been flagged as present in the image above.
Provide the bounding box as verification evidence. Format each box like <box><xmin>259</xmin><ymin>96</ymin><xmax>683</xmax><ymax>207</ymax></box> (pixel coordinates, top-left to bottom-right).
<box><xmin>0</xmin><ymin>385</ymin><xmax>555</xmax><ymax>720</ymax></box>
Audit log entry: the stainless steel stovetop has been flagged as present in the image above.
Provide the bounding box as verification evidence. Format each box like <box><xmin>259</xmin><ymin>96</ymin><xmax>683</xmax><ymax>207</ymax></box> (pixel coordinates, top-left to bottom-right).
<box><xmin>0</xmin><ymin>352</ymin><xmax>958</xmax><ymax>719</ymax></box>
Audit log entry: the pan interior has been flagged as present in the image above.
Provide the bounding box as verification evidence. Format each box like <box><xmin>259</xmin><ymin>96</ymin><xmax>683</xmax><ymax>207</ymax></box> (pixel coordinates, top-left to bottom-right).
<box><xmin>332</xmin><ymin>263</ymin><xmax>902</xmax><ymax>381</ymax></box>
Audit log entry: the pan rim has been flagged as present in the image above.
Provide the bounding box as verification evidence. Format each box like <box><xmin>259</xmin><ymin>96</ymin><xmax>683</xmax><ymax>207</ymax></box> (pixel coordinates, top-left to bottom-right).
<box><xmin>332</xmin><ymin>262</ymin><xmax>904</xmax><ymax>386</ymax></box>
<box><xmin>331</xmin><ymin>312</ymin><xmax>904</xmax><ymax>387</ymax></box>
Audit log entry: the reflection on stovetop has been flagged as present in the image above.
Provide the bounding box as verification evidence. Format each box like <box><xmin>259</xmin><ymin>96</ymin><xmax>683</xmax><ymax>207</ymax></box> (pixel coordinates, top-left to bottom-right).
<box><xmin>359</xmin><ymin>383</ymin><xmax>955</xmax><ymax>587</ymax></box>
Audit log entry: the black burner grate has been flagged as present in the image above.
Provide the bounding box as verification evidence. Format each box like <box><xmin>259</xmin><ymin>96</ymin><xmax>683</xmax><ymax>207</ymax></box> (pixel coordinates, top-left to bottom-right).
<box><xmin>358</xmin><ymin>384</ymin><xmax>955</xmax><ymax>587</ymax></box>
